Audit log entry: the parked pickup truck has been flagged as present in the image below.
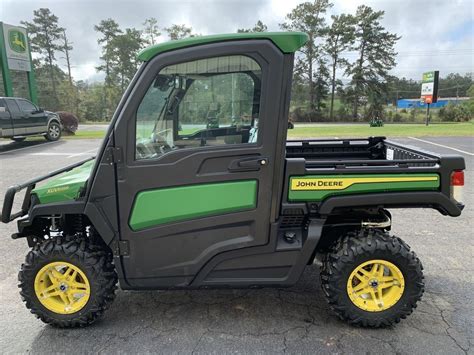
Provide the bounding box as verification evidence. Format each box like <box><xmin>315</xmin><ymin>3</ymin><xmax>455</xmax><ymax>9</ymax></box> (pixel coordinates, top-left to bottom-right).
<box><xmin>0</xmin><ymin>97</ymin><xmax>61</xmax><ymax>141</ymax></box>
<box><xmin>0</xmin><ymin>32</ymin><xmax>465</xmax><ymax>328</ymax></box>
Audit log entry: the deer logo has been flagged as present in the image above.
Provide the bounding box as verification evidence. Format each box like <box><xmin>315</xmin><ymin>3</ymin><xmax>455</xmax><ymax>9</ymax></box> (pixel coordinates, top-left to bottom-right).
<box><xmin>8</xmin><ymin>30</ymin><xmax>27</xmax><ymax>53</ymax></box>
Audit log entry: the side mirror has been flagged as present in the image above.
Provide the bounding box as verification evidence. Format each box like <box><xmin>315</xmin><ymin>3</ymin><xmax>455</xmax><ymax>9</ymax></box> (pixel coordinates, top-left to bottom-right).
<box><xmin>153</xmin><ymin>75</ymin><xmax>174</xmax><ymax>91</ymax></box>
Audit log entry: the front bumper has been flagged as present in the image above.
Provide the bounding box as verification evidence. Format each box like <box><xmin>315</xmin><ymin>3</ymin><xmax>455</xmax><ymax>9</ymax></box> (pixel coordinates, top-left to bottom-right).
<box><xmin>0</xmin><ymin>157</ymin><xmax>94</xmax><ymax>223</ymax></box>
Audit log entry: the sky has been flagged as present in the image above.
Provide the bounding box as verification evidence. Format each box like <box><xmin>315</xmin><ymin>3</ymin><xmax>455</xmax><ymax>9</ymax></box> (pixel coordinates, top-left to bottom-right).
<box><xmin>1</xmin><ymin>0</ymin><xmax>473</xmax><ymax>83</ymax></box>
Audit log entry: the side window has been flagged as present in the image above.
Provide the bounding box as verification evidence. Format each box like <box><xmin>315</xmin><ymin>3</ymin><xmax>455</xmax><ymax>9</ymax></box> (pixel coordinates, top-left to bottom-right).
<box><xmin>5</xmin><ymin>99</ymin><xmax>21</xmax><ymax>115</ymax></box>
<box><xmin>0</xmin><ymin>99</ymin><xmax>8</xmax><ymax>117</ymax></box>
<box><xmin>135</xmin><ymin>55</ymin><xmax>262</xmax><ymax>160</ymax></box>
<box><xmin>17</xmin><ymin>99</ymin><xmax>37</xmax><ymax>112</ymax></box>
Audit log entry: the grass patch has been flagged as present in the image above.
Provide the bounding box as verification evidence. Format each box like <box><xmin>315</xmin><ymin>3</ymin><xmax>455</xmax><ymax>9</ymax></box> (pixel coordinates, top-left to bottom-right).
<box><xmin>63</xmin><ymin>130</ymin><xmax>107</xmax><ymax>139</ymax></box>
<box><xmin>67</xmin><ymin>122</ymin><xmax>473</xmax><ymax>140</ymax></box>
<box><xmin>80</xmin><ymin>121</ymin><xmax>109</xmax><ymax>125</ymax></box>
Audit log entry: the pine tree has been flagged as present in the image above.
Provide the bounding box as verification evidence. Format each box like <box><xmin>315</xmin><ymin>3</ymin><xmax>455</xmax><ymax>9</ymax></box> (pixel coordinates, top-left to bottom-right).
<box><xmin>325</xmin><ymin>14</ymin><xmax>355</xmax><ymax>121</ymax></box>
<box><xmin>111</xmin><ymin>28</ymin><xmax>144</xmax><ymax>91</ymax></box>
<box><xmin>280</xmin><ymin>0</ymin><xmax>333</xmax><ymax>113</ymax></box>
<box><xmin>94</xmin><ymin>19</ymin><xmax>122</xmax><ymax>87</ymax></box>
<box><xmin>237</xmin><ymin>20</ymin><xmax>268</xmax><ymax>33</ymax></box>
<box><xmin>164</xmin><ymin>24</ymin><xmax>195</xmax><ymax>40</ymax></box>
<box><xmin>60</xmin><ymin>29</ymin><xmax>73</xmax><ymax>85</ymax></box>
<box><xmin>143</xmin><ymin>18</ymin><xmax>161</xmax><ymax>46</ymax></box>
<box><xmin>22</xmin><ymin>8</ymin><xmax>64</xmax><ymax>109</ymax></box>
<box><xmin>94</xmin><ymin>19</ymin><xmax>122</xmax><ymax>117</ymax></box>
<box><xmin>313</xmin><ymin>57</ymin><xmax>330</xmax><ymax>116</ymax></box>
<box><xmin>346</xmin><ymin>5</ymin><xmax>400</xmax><ymax>119</ymax></box>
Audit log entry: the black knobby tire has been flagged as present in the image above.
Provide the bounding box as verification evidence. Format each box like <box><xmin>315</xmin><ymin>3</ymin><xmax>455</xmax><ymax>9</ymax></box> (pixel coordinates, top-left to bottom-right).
<box><xmin>19</xmin><ymin>237</ymin><xmax>117</xmax><ymax>328</ymax></box>
<box><xmin>45</xmin><ymin>121</ymin><xmax>61</xmax><ymax>141</ymax></box>
<box><xmin>320</xmin><ymin>229</ymin><xmax>424</xmax><ymax>327</ymax></box>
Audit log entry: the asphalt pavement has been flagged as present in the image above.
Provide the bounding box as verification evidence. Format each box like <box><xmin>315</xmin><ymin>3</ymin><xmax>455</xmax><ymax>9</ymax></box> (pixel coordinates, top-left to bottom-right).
<box><xmin>0</xmin><ymin>136</ymin><xmax>472</xmax><ymax>354</ymax></box>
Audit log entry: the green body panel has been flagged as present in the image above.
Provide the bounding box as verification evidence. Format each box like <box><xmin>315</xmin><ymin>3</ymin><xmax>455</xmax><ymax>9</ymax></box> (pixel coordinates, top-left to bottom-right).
<box><xmin>137</xmin><ymin>32</ymin><xmax>309</xmax><ymax>61</ymax></box>
<box><xmin>129</xmin><ymin>180</ymin><xmax>258</xmax><ymax>231</ymax></box>
<box><xmin>288</xmin><ymin>174</ymin><xmax>440</xmax><ymax>202</ymax></box>
<box><xmin>32</xmin><ymin>160</ymin><xmax>95</xmax><ymax>204</ymax></box>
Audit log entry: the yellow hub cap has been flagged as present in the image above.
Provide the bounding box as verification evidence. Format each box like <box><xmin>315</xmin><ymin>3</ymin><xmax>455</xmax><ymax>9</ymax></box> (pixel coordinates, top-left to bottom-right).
<box><xmin>34</xmin><ymin>261</ymin><xmax>91</xmax><ymax>314</ymax></box>
<box><xmin>347</xmin><ymin>259</ymin><xmax>405</xmax><ymax>312</ymax></box>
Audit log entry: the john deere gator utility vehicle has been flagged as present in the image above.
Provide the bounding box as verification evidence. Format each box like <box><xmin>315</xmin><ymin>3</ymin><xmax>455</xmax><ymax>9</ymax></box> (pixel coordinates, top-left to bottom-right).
<box><xmin>1</xmin><ymin>32</ymin><xmax>465</xmax><ymax>328</ymax></box>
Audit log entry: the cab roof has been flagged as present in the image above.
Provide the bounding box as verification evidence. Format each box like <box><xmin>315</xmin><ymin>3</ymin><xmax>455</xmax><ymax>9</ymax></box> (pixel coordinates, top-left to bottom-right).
<box><xmin>137</xmin><ymin>32</ymin><xmax>308</xmax><ymax>61</ymax></box>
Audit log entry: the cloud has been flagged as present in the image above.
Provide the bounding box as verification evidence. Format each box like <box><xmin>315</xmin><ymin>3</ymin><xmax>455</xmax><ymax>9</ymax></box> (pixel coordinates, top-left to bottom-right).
<box><xmin>1</xmin><ymin>0</ymin><xmax>472</xmax><ymax>82</ymax></box>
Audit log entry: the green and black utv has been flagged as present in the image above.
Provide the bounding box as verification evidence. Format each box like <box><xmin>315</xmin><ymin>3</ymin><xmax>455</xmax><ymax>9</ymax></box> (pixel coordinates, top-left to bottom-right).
<box><xmin>1</xmin><ymin>32</ymin><xmax>465</xmax><ymax>328</ymax></box>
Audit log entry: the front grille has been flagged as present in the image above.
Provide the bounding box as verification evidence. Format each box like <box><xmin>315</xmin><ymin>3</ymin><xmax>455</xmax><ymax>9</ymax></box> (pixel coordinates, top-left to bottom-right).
<box><xmin>281</xmin><ymin>208</ymin><xmax>304</xmax><ymax>215</ymax></box>
<box><xmin>280</xmin><ymin>215</ymin><xmax>306</xmax><ymax>227</ymax></box>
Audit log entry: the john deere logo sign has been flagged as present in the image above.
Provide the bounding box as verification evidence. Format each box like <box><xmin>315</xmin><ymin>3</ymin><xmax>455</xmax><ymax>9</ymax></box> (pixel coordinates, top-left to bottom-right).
<box><xmin>422</xmin><ymin>72</ymin><xmax>434</xmax><ymax>83</ymax></box>
<box><xmin>1</xmin><ymin>22</ymin><xmax>31</xmax><ymax>71</ymax></box>
<box><xmin>8</xmin><ymin>30</ymin><xmax>27</xmax><ymax>53</ymax></box>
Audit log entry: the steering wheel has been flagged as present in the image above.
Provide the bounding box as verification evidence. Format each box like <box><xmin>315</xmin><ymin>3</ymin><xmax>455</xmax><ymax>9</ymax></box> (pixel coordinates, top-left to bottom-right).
<box><xmin>152</xmin><ymin>128</ymin><xmax>173</xmax><ymax>153</ymax></box>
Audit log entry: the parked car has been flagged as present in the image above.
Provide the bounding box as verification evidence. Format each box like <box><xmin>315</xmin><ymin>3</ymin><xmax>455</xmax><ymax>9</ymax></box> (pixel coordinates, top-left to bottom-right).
<box><xmin>0</xmin><ymin>97</ymin><xmax>62</xmax><ymax>142</ymax></box>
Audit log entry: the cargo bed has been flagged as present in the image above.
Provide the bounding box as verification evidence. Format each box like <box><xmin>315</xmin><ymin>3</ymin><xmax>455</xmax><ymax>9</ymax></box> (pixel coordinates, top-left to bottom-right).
<box><xmin>282</xmin><ymin>137</ymin><xmax>465</xmax><ymax>217</ymax></box>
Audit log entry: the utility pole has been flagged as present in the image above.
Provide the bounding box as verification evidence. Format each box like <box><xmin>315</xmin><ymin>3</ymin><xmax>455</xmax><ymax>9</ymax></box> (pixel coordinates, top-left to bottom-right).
<box><xmin>395</xmin><ymin>89</ymin><xmax>398</xmax><ymax>113</ymax></box>
<box><xmin>62</xmin><ymin>29</ymin><xmax>73</xmax><ymax>86</ymax></box>
<box><xmin>425</xmin><ymin>103</ymin><xmax>430</xmax><ymax>126</ymax></box>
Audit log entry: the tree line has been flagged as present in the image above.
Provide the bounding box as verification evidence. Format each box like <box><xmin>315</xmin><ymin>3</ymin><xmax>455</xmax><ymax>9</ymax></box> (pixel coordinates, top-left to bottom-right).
<box><xmin>2</xmin><ymin>3</ymin><xmax>472</xmax><ymax>122</ymax></box>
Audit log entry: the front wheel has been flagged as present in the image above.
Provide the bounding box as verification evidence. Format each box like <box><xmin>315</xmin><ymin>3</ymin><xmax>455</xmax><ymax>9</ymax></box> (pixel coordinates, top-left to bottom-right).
<box><xmin>19</xmin><ymin>237</ymin><xmax>117</xmax><ymax>327</ymax></box>
<box><xmin>45</xmin><ymin>121</ymin><xmax>61</xmax><ymax>141</ymax></box>
<box><xmin>320</xmin><ymin>229</ymin><xmax>424</xmax><ymax>327</ymax></box>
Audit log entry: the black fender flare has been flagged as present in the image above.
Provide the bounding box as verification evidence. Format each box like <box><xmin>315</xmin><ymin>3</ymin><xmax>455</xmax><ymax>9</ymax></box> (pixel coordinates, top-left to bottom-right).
<box><xmin>318</xmin><ymin>192</ymin><xmax>463</xmax><ymax>217</ymax></box>
<box><xmin>19</xmin><ymin>200</ymin><xmax>116</xmax><ymax>245</ymax></box>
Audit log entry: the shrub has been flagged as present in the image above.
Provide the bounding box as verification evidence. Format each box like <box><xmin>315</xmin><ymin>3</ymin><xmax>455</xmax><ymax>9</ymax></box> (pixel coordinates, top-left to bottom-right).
<box><xmin>335</xmin><ymin>106</ymin><xmax>352</xmax><ymax>122</ymax></box>
<box><xmin>57</xmin><ymin>111</ymin><xmax>79</xmax><ymax>134</ymax></box>
<box><xmin>439</xmin><ymin>103</ymin><xmax>472</xmax><ymax>122</ymax></box>
<box><xmin>393</xmin><ymin>113</ymin><xmax>402</xmax><ymax>122</ymax></box>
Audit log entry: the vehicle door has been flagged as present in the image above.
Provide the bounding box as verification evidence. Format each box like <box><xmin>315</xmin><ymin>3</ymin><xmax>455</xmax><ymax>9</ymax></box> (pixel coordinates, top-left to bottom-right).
<box><xmin>0</xmin><ymin>99</ymin><xmax>13</xmax><ymax>137</ymax></box>
<box><xmin>113</xmin><ymin>40</ymin><xmax>286</xmax><ymax>287</ymax></box>
<box><xmin>5</xmin><ymin>99</ymin><xmax>26</xmax><ymax>135</ymax></box>
<box><xmin>16</xmin><ymin>98</ymin><xmax>47</xmax><ymax>133</ymax></box>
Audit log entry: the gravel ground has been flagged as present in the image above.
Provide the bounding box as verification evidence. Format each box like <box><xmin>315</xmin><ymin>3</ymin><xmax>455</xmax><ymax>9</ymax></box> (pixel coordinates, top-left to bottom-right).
<box><xmin>0</xmin><ymin>136</ymin><xmax>472</xmax><ymax>354</ymax></box>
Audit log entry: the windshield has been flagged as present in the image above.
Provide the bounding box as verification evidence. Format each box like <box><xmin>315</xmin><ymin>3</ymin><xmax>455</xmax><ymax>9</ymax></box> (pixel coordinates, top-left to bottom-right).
<box><xmin>136</xmin><ymin>76</ymin><xmax>175</xmax><ymax>142</ymax></box>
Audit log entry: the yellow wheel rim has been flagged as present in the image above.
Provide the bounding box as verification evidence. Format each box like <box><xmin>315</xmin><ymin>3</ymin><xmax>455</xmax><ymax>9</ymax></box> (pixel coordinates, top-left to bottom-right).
<box><xmin>347</xmin><ymin>259</ymin><xmax>405</xmax><ymax>312</ymax></box>
<box><xmin>34</xmin><ymin>261</ymin><xmax>91</xmax><ymax>315</ymax></box>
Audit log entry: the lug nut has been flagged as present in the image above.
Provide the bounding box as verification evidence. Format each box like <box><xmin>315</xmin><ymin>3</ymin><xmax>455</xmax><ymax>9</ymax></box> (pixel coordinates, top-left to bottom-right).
<box><xmin>284</xmin><ymin>232</ymin><xmax>296</xmax><ymax>243</ymax></box>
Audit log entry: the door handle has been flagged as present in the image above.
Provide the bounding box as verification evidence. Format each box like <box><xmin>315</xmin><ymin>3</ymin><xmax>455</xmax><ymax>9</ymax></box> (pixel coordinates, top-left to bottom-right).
<box><xmin>228</xmin><ymin>157</ymin><xmax>268</xmax><ymax>172</ymax></box>
<box><xmin>238</xmin><ymin>158</ymin><xmax>268</xmax><ymax>168</ymax></box>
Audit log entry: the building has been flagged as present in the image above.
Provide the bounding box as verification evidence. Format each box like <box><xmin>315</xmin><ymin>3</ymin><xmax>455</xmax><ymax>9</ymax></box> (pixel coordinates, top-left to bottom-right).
<box><xmin>397</xmin><ymin>97</ymin><xmax>469</xmax><ymax>109</ymax></box>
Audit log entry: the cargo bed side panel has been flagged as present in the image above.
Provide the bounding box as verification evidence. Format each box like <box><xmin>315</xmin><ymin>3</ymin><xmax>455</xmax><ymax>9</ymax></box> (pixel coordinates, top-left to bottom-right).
<box><xmin>288</xmin><ymin>173</ymin><xmax>440</xmax><ymax>201</ymax></box>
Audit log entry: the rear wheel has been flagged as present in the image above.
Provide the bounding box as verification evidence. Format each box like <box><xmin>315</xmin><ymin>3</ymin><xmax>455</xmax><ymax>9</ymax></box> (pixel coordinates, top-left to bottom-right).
<box><xmin>320</xmin><ymin>229</ymin><xmax>424</xmax><ymax>327</ymax></box>
<box><xmin>45</xmin><ymin>121</ymin><xmax>61</xmax><ymax>141</ymax></box>
<box><xmin>19</xmin><ymin>237</ymin><xmax>117</xmax><ymax>327</ymax></box>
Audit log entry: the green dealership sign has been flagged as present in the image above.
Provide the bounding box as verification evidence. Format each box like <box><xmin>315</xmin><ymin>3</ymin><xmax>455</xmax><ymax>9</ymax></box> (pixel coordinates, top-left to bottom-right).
<box><xmin>420</xmin><ymin>70</ymin><xmax>439</xmax><ymax>104</ymax></box>
<box><xmin>0</xmin><ymin>22</ymin><xmax>37</xmax><ymax>102</ymax></box>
